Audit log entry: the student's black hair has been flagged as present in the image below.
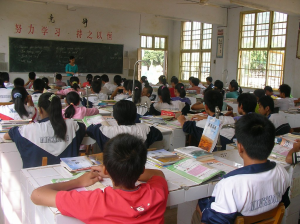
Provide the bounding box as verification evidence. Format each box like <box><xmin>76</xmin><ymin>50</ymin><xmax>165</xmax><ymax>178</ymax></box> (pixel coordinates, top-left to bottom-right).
<box><xmin>11</xmin><ymin>87</ymin><xmax>29</xmax><ymax>118</ymax></box>
<box><xmin>171</xmin><ymin>76</ymin><xmax>179</xmax><ymax>85</ymax></box>
<box><xmin>237</xmin><ymin>93</ymin><xmax>257</xmax><ymax>113</ymax></box>
<box><xmin>204</xmin><ymin>90</ymin><xmax>223</xmax><ymax>112</ymax></box>
<box><xmin>158</xmin><ymin>85</ymin><xmax>171</xmax><ymax>105</ymax></box>
<box><xmin>103</xmin><ymin>133</ymin><xmax>147</xmax><ymax>189</ymax></box>
<box><xmin>141</xmin><ymin>76</ymin><xmax>149</xmax><ymax>87</ymax></box>
<box><xmin>86</xmin><ymin>74</ymin><xmax>93</xmax><ymax>85</ymax></box>
<box><xmin>123</xmin><ymin>79</ymin><xmax>131</xmax><ymax>90</ymax></box>
<box><xmin>14</xmin><ymin>78</ymin><xmax>25</xmax><ymax>87</ymax></box>
<box><xmin>113</xmin><ymin>100</ymin><xmax>137</xmax><ymax>125</ymax></box>
<box><xmin>158</xmin><ymin>75</ymin><xmax>167</xmax><ymax>85</ymax></box>
<box><xmin>206</xmin><ymin>77</ymin><xmax>213</xmax><ymax>83</ymax></box>
<box><xmin>229</xmin><ymin>80</ymin><xmax>238</xmax><ymax>91</ymax></box>
<box><xmin>279</xmin><ymin>84</ymin><xmax>291</xmax><ymax>97</ymax></box>
<box><xmin>101</xmin><ymin>74</ymin><xmax>109</xmax><ymax>83</ymax></box>
<box><xmin>126</xmin><ymin>80</ymin><xmax>142</xmax><ymax>104</ymax></box>
<box><xmin>93</xmin><ymin>75</ymin><xmax>101</xmax><ymax>81</ymax></box>
<box><xmin>64</xmin><ymin>92</ymin><xmax>80</xmax><ymax>118</ymax></box>
<box><xmin>214</xmin><ymin>80</ymin><xmax>225</xmax><ymax>96</ymax></box>
<box><xmin>175</xmin><ymin>83</ymin><xmax>186</xmax><ymax>98</ymax></box>
<box><xmin>0</xmin><ymin>79</ymin><xmax>5</xmax><ymax>88</ymax></box>
<box><xmin>38</xmin><ymin>93</ymin><xmax>67</xmax><ymax>140</ymax></box>
<box><xmin>42</xmin><ymin>77</ymin><xmax>51</xmax><ymax>90</ymax></box>
<box><xmin>191</xmin><ymin>78</ymin><xmax>200</xmax><ymax>86</ymax></box>
<box><xmin>264</xmin><ymin>86</ymin><xmax>273</xmax><ymax>93</ymax></box>
<box><xmin>55</xmin><ymin>73</ymin><xmax>62</xmax><ymax>80</ymax></box>
<box><xmin>69</xmin><ymin>76</ymin><xmax>80</xmax><ymax>91</ymax></box>
<box><xmin>114</xmin><ymin>75</ymin><xmax>122</xmax><ymax>87</ymax></box>
<box><xmin>189</xmin><ymin>76</ymin><xmax>194</xmax><ymax>81</ymax></box>
<box><xmin>144</xmin><ymin>86</ymin><xmax>153</xmax><ymax>96</ymax></box>
<box><xmin>0</xmin><ymin>72</ymin><xmax>9</xmax><ymax>82</ymax></box>
<box><xmin>121</xmin><ymin>78</ymin><xmax>127</xmax><ymax>83</ymax></box>
<box><xmin>91</xmin><ymin>80</ymin><xmax>102</xmax><ymax>93</ymax></box>
<box><xmin>258</xmin><ymin>96</ymin><xmax>274</xmax><ymax>113</ymax></box>
<box><xmin>253</xmin><ymin>89</ymin><xmax>265</xmax><ymax>99</ymax></box>
<box><xmin>33</xmin><ymin>79</ymin><xmax>45</xmax><ymax>92</ymax></box>
<box><xmin>29</xmin><ymin>72</ymin><xmax>36</xmax><ymax>80</ymax></box>
<box><xmin>69</xmin><ymin>56</ymin><xmax>75</xmax><ymax>60</ymax></box>
<box><xmin>235</xmin><ymin>113</ymin><xmax>275</xmax><ymax>160</ymax></box>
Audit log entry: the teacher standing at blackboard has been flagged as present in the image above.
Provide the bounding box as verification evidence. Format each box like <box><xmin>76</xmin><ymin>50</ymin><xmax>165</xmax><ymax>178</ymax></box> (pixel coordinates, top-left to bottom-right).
<box><xmin>65</xmin><ymin>56</ymin><xmax>78</xmax><ymax>77</ymax></box>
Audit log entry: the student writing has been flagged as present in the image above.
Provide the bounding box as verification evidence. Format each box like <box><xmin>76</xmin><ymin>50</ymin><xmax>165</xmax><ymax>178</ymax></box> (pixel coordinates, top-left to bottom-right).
<box><xmin>4</xmin><ymin>93</ymin><xmax>86</xmax><ymax>168</ymax></box>
<box><xmin>171</xmin><ymin>83</ymin><xmax>191</xmax><ymax>105</ymax></box>
<box><xmin>31</xmin><ymin>133</ymin><xmax>169</xmax><ymax>224</ymax></box>
<box><xmin>0</xmin><ymin>87</ymin><xmax>39</xmax><ymax>121</ymax></box>
<box><xmin>86</xmin><ymin>100</ymin><xmax>163</xmax><ymax>150</ymax></box>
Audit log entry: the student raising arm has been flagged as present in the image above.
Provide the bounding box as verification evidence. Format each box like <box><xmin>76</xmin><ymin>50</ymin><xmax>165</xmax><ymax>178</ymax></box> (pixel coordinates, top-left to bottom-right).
<box><xmin>31</xmin><ymin>134</ymin><xmax>168</xmax><ymax>224</ymax></box>
<box><xmin>4</xmin><ymin>93</ymin><xmax>86</xmax><ymax>168</ymax></box>
<box><xmin>0</xmin><ymin>87</ymin><xmax>39</xmax><ymax>121</ymax></box>
<box><xmin>86</xmin><ymin>100</ymin><xmax>162</xmax><ymax>150</ymax></box>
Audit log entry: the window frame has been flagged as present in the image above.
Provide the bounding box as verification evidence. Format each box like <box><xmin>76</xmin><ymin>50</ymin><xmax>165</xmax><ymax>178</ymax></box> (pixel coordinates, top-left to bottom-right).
<box><xmin>179</xmin><ymin>22</ymin><xmax>212</xmax><ymax>82</ymax></box>
<box><xmin>237</xmin><ymin>10</ymin><xmax>288</xmax><ymax>89</ymax></box>
<box><xmin>140</xmin><ymin>34</ymin><xmax>168</xmax><ymax>50</ymax></box>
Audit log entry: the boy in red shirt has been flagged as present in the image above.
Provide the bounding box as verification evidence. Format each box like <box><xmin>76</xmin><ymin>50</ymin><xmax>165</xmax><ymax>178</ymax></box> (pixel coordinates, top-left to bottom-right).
<box><xmin>31</xmin><ymin>134</ymin><xmax>169</xmax><ymax>224</ymax></box>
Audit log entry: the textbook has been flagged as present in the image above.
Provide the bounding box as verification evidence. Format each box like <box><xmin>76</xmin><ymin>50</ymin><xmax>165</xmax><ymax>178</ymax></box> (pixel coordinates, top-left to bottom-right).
<box><xmin>0</xmin><ymin>119</ymin><xmax>31</xmax><ymax>133</ymax></box>
<box><xmin>60</xmin><ymin>154</ymin><xmax>102</xmax><ymax>172</ymax></box>
<box><xmin>198</xmin><ymin>116</ymin><xmax>221</xmax><ymax>152</ymax></box>
<box><xmin>174</xmin><ymin>146</ymin><xmax>214</xmax><ymax>161</ymax></box>
<box><xmin>82</xmin><ymin>114</ymin><xmax>117</xmax><ymax>127</ymax></box>
<box><xmin>167</xmin><ymin>158</ymin><xmax>225</xmax><ymax>184</ymax></box>
<box><xmin>147</xmin><ymin>149</ymin><xmax>183</xmax><ymax>166</ymax></box>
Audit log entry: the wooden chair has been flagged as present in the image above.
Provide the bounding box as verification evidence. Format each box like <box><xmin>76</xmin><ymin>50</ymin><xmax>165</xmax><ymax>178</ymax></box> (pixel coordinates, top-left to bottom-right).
<box><xmin>234</xmin><ymin>203</ymin><xmax>285</xmax><ymax>224</ymax></box>
<box><xmin>0</xmin><ymin>102</ymin><xmax>13</xmax><ymax>106</ymax></box>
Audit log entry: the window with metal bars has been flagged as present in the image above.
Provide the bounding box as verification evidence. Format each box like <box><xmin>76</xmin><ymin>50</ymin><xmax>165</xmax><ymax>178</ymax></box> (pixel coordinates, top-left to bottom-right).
<box><xmin>180</xmin><ymin>22</ymin><xmax>212</xmax><ymax>82</ymax></box>
<box><xmin>238</xmin><ymin>11</ymin><xmax>288</xmax><ymax>89</ymax></box>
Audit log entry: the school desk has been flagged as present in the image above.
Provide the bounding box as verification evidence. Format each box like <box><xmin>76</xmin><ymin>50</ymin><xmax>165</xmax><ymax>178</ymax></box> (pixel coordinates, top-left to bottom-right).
<box><xmin>279</xmin><ymin>111</ymin><xmax>300</xmax><ymax>128</ymax></box>
<box><xmin>224</xmin><ymin>99</ymin><xmax>238</xmax><ymax>114</ymax></box>
<box><xmin>19</xmin><ymin>155</ymin><xmax>238</xmax><ymax>224</ymax></box>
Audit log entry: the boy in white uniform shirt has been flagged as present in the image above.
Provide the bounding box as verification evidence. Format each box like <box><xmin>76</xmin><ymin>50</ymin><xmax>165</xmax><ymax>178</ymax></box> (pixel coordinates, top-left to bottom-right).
<box><xmin>101</xmin><ymin>74</ymin><xmax>116</xmax><ymax>94</ymax></box>
<box><xmin>191</xmin><ymin>113</ymin><xmax>290</xmax><ymax>224</ymax></box>
<box><xmin>274</xmin><ymin>84</ymin><xmax>294</xmax><ymax>111</ymax></box>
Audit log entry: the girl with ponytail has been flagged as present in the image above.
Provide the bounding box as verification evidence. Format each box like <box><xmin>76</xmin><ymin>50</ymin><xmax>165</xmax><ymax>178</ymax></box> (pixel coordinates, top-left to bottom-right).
<box><xmin>62</xmin><ymin>91</ymin><xmax>99</xmax><ymax>119</ymax></box>
<box><xmin>0</xmin><ymin>87</ymin><xmax>39</xmax><ymax>121</ymax></box>
<box><xmin>149</xmin><ymin>85</ymin><xmax>190</xmax><ymax>115</ymax></box>
<box><xmin>3</xmin><ymin>92</ymin><xmax>86</xmax><ymax>168</ymax></box>
<box><xmin>82</xmin><ymin>74</ymin><xmax>93</xmax><ymax>88</ymax></box>
<box><xmin>141</xmin><ymin>76</ymin><xmax>150</xmax><ymax>89</ymax></box>
<box><xmin>158</xmin><ymin>75</ymin><xmax>168</xmax><ymax>87</ymax></box>
<box><xmin>172</xmin><ymin>83</ymin><xmax>191</xmax><ymax>105</ymax></box>
<box><xmin>56</xmin><ymin>76</ymin><xmax>85</xmax><ymax>96</ymax></box>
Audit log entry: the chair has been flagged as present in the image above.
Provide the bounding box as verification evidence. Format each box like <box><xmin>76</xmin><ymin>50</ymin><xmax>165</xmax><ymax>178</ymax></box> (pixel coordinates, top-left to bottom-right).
<box><xmin>0</xmin><ymin>102</ymin><xmax>13</xmax><ymax>106</ymax></box>
<box><xmin>234</xmin><ymin>203</ymin><xmax>285</xmax><ymax>224</ymax></box>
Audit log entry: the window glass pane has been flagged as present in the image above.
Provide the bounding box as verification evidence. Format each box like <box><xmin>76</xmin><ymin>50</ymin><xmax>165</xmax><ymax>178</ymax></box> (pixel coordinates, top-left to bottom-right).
<box><xmin>271</xmin><ymin>35</ymin><xmax>286</xmax><ymax>48</ymax></box>
<box><xmin>147</xmin><ymin>36</ymin><xmax>152</xmax><ymax>48</ymax></box>
<box><xmin>183</xmin><ymin>41</ymin><xmax>191</xmax><ymax>49</ymax></box>
<box><xmin>141</xmin><ymin>36</ymin><xmax>146</xmax><ymax>48</ymax></box>
<box><xmin>192</xmin><ymin>40</ymin><xmax>200</xmax><ymax>50</ymax></box>
<box><xmin>273</xmin><ymin>12</ymin><xmax>287</xmax><ymax>23</ymax></box>
<box><xmin>244</xmin><ymin>13</ymin><xmax>255</xmax><ymax>25</ymax></box>
<box><xmin>183</xmin><ymin>22</ymin><xmax>191</xmax><ymax>31</ymax></box>
<box><xmin>193</xmin><ymin>22</ymin><xmax>201</xmax><ymax>30</ymax></box>
<box><xmin>241</xmin><ymin>37</ymin><xmax>254</xmax><ymax>48</ymax></box>
<box><xmin>155</xmin><ymin>37</ymin><xmax>160</xmax><ymax>48</ymax></box>
<box><xmin>160</xmin><ymin>38</ymin><xmax>165</xmax><ymax>49</ymax></box>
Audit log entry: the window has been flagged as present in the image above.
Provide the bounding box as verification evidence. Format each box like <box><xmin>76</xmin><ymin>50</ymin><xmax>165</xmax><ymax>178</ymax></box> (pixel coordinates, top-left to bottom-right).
<box><xmin>238</xmin><ymin>11</ymin><xmax>288</xmax><ymax>89</ymax></box>
<box><xmin>140</xmin><ymin>35</ymin><xmax>167</xmax><ymax>50</ymax></box>
<box><xmin>180</xmin><ymin>22</ymin><xmax>212</xmax><ymax>82</ymax></box>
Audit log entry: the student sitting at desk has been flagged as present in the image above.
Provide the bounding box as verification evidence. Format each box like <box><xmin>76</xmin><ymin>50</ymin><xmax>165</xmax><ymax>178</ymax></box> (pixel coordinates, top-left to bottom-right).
<box><xmin>140</xmin><ymin>75</ymin><xmax>149</xmax><ymax>89</ymax></box>
<box><xmin>0</xmin><ymin>72</ymin><xmax>14</xmax><ymax>88</ymax></box>
<box><xmin>62</xmin><ymin>92</ymin><xmax>99</xmax><ymax>119</ymax></box>
<box><xmin>0</xmin><ymin>78</ymin><xmax>12</xmax><ymax>103</ymax></box>
<box><xmin>192</xmin><ymin>113</ymin><xmax>290</xmax><ymax>224</ymax></box>
<box><xmin>4</xmin><ymin>93</ymin><xmax>86</xmax><ymax>168</ymax></box>
<box><xmin>178</xmin><ymin>90</ymin><xmax>235</xmax><ymax>150</ymax></box>
<box><xmin>31</xmin><ymin>133</ymin><xmax>168</xmax><ymax>224</ymax></box>
<box><xmin>81</xmin><ymin>74</ymin><xmax>93</xmax><ymax>88</ymax></box>
<box><xmin>274</xmin><ymin>84</ymin><xmax>294</xmax><ymax>111</ymax></box>
<box><xmin>225</xmin><ymin>80</ymin><xmax>241</xmax><ymax>99</ymax></box>
<box><xmin>234</xmin><ymin>93</ymin><xmax>257</xmax><ymax>121</ymax></box>
<box><xmin>87</xmin><ymin>100</ymin><xmax>163</xmax><ymax>150</ymax></box>
<box><xmin>187</xmin><ymin>77</ymin><xmax>201</xmax><ymax>94</ymax></box>
<box><xmin>142</xmin><ymin>85</ymin><xmax>153</xmax><ymax>98</ymax></box>
<box><xmin>264</xmin><ymin>86</ymin><xmax>277</xmax><ymax>99</ymax></box>
<box><xmin>149</xmin><ymin>85</ymin><xmax>190</xmax><ymax>115</ymax></box>
<box><xmin>258</xmin><ymin>96</ymin><xmax>291</xmax><ymax>135</ymax></box>
<box><xmin>24</xmin><ymin>72</ymin><xmax>36</xmax><ymax>89</ymax></box>
<box><xmin>81</xmin><ymin>80</ymin><xmax>108</xmax><ymax>107</ymax></box>
<box><xmin>13</xmin><ymin>77</ymin><xmax>25</xmax><ymax>88</ymax></box>
<box><xmin>158</xmin><ymin>75</ymin><xmax>169</xmax><ymax>87</ymax></box>
<box><xmin>42</xmin><ymin>77</ymin><xmax>51</xmax><ymax>91</ymax></box>
<box><xmin>111</xmin><ymin>79</ymin><xmax>129</xmax><ymax>101</ymax></box>
<box><xmin>172</xmin><ymin>83</ymin><xmax>191</xmax><ymax>105</ymax></box>
<box><xmin>56</xmin><ymin>77</ymin><xmax>85</xmax><ymax>96</ymax></box>
<box><xmin>31</xmin><ymin>79</ymin><xmax>45</xmax><ymax>104</ymax></box>
<box><xmin>253</xmin><ymin>89</ymin><xmax>265</xmax><ymax>113</ymax></box>
<box><xmin>286</xmin><ymin>139</ymin><xmax>300</xmax><ymax>164</ymax></box>
<box><xmin>55</xmin><ymin>73</ymin><xmax>67</xmax><ymax>87</ymax></box>
<box><xmin>101</xmin><ymin>74</ymin><xmax>117</xmax><ymax>94</ymax></box>
<box><xmin>0</xmin><ymin>87</ymin><xmax>39</xmax><ymax>121</ymax></box>
<box><xmin>169</xmin><ymin>76</ymin><xmax>179</xmax><ymax>97</ymax></box>
<box><xmin>206</xmin><ymin>76</ymin><xmax>213</xmax><ymax>89</ymax></box>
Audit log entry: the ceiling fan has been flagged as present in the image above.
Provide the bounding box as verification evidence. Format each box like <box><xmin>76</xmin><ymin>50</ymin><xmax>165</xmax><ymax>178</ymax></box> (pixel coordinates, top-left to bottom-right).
<box><xmin>177</xmin><ymin>0</ymin><xmax>220</xmax><ymax>7</ymax></box>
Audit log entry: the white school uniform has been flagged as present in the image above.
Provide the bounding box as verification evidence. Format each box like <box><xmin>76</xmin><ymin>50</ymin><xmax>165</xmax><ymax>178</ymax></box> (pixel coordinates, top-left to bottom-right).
<box><xmin>0</xmin><ymin>88</ymin><xmax>12</xmax><ymax>102</ymax></box>
<box><xmin>103</xmin><ymin>82</ymin><xmax>117</xmax><ymax>94</ymax></box>
<box><xmin>127</xmin><ymin>96</ymin><xmax>152</xmax><ymax>115</ymax></box>
<box><xmin>31</xmin><ymin>93</ymin><xmax>42</xmax><ymax>105</ymax></box>
<box><xmin>153</xmin><ymin>100</ymin><xmax>186</xmax><ymax>112</ymax></box>
<box><xmin>86</xmin><ymin>93</ymin><xmax>108</xmax><ymax>105</ymax></box>
<box><xmin>0</xmin><ymin>104</ymin><xmax>39</xmax><ymax>121</ymax></box>
<box><xmin>274</xmin><ymin>98</ymin><xmax>295</xmax><ymax>111</ymax></box>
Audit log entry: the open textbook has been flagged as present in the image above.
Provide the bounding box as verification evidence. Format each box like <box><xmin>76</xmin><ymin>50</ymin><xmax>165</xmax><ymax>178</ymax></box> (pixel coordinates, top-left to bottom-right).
<box><xmin>147</xmin><ymin>149</ymin><xmax>183</xmax><ymax>166</ymax></box>
<box><xmin>60</xmin><ymin>154</ymin><xmax>102</xmax><ymax>172</ymax></box>
<box><xmin>174</xmin><ymin>146</ymin><xmax>214</xmax><ymax>161</ymax></box>
<box><xmin>82</xmin><ymin>114</ymin><xmax>117</xmax><ymax>127</ymax></box>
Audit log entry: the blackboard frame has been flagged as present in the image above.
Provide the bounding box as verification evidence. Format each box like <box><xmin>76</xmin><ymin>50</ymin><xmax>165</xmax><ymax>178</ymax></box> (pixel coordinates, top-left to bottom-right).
<box><xmin>9</xmin><ymin>37</ymin><xmax>124</xmax><ymax>74</ymax></box>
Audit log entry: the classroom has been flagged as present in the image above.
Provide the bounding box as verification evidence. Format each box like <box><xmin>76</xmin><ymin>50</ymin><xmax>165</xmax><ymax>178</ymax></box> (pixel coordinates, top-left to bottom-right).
<box><xmin>0</xmin><ymin>0</ymin><xmax>300</xmax><ymax>224</ymax></box>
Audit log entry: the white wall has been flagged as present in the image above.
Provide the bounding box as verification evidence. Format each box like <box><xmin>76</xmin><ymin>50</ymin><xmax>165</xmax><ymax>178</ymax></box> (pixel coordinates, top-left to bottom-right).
<box><xmin>0</xmin><ymin>0</ymin><xmax>174</xmax><ymax>83</ymax></box>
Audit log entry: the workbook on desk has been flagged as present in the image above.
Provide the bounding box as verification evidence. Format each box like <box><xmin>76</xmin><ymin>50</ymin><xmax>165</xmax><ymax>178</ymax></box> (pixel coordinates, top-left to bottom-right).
<box><xmin>174</xmin><ymin>146</ymin><xmax>214</xmax><ymax>161</ymax></box>
<box><xmin>167</xmin><ymin>158</ymin><xmax>225</xmax><ymax>184</ymax></box>
<box><xmin>147</xmin><ymin>149</ymin><xmax>183</xmax><ymax>166</ymax></box>
<box><xmin>60</xmin><ymin>154</ymin><xmax>102</xmax><ymax>172</ymax></box>
<box><xmin>82</xmin><ymin>114</ymin><xmax>117</xmax><ymax>127</ymax></box>
<box><xmin>0</xmin><ymin>119</ymin><xmax>31</xmax><ymax>133</ymax></box>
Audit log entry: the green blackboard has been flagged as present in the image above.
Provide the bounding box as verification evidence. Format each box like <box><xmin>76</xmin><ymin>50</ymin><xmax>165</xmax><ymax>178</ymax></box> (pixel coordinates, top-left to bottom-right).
<box><xmin>9</xmin><ymin>37</ymin><xmax>123</xmax><ymax>73</ymax></box>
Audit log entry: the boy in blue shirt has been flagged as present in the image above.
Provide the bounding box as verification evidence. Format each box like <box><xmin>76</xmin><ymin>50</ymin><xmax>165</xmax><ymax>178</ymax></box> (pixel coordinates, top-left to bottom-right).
<box><xmin>192</xmin><ymin>113</ymin><xmax>290</xmax><ymax>224</ymax></box>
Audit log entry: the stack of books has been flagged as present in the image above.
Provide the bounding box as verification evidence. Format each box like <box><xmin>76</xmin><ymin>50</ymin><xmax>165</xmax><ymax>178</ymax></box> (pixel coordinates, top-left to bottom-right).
<box><xmin>0</xmin><ymin>119</ymin><xmax>31</xmax><ymax>133</ymax></box>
